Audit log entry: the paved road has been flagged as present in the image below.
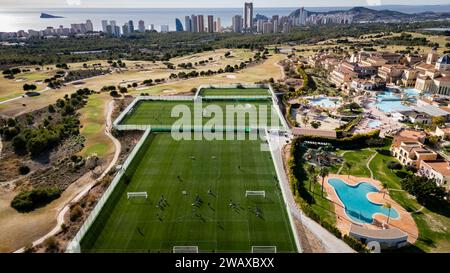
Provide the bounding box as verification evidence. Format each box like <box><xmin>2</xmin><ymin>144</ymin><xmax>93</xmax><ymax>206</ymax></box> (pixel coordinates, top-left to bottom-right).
<box><xmin>267</xmin><ymin>132</ymin><xmax>355</xmax><ymax>253</ymax></box>
<box><xmin>14</xmin><ymin>99</ymin><xmax>122</xmax><ymax>253</ymax></box>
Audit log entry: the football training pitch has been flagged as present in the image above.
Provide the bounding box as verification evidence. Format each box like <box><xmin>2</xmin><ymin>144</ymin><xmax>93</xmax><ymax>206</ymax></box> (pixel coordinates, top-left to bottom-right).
<box><xmin>198</xmin><ymin>88</ymin><xmax>270</xmax><ymax>97</ymax></box>
<box><xmin>119</xmin><ymin>99</ymin><xmax>281</xmax><ymax>128</ymax></box>
<box><xmin>80</xmin><ymin>133</ymin><xmax>297</xmax><ymax>253</ymax></box>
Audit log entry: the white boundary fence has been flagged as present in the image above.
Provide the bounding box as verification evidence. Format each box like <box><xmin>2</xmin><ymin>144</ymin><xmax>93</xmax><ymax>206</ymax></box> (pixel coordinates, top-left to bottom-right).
<box><xmin>113</xmin><ymin>84</ymin><xmax>290</xmax><ymax>134</ymax></box>
<box><xmin>66</xmin><ymin>129</ymin><xmax>152</xmax><ymax>253</ymax></box>
<box><xmin>265</xmin><ymin>129</ymin><xmax>303</xmax><ymax>253</ymax></box>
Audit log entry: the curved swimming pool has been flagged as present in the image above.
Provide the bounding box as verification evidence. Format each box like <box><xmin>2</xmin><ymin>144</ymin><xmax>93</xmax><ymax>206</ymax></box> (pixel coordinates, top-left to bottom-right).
<box><xmin>328</xmin><ymin>178</ymin><xmax>399</xmax><ymax>225</ymax></box>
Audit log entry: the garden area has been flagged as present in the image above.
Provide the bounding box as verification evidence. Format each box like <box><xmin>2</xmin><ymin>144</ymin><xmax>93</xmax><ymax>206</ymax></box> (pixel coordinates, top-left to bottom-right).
<box><xmin>289</xmin><ymin>133</ymin><xmax>450</xmax><ymax>252</ymax></box>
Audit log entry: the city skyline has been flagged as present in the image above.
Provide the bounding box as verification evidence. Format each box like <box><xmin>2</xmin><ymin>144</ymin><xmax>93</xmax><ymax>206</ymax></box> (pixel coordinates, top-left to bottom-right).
<box><xmin>1</xmin><ymin>0</ymin><xmax>450</xmax><ymax>9</ymax></box>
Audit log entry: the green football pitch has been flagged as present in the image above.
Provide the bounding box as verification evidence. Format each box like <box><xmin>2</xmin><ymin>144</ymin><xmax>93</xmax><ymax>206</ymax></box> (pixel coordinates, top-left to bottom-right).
<box><xmin>120</xmin><ymin>99</ymin><xmax>281</xmax><ymax>128</ymax></box>
<box><xmin>80</xmin><ymin>133</ymin><xmax>297</xmax><ymax>253</ymax></box>
<box><xmin>198</xmin><ymin>88</ymin><xmax>270</xmax><ymax>97</ymax></box>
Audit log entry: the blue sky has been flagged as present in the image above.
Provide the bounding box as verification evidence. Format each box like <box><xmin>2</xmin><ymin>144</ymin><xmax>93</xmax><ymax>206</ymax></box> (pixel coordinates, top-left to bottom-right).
<box><xmin>1</xmin><ymin>0</ymin><xmax>450</xmax><ymax>8</ymax></box>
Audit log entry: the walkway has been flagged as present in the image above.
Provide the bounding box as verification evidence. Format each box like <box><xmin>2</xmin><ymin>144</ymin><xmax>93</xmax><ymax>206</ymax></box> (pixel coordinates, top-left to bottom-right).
<box><xmin>267</xmin><ymin>132</ymin><xmax>355</xmax><ymax>253</ymax></box>
<box><xmin>14</xmin><ymin>99</ymin><xmax>121</xmax><ymax>252</ymax></box>
<box><xmin>366</xmin><ymin>149</ymin><xmax>377</xmax><ymax>179</ymax></box>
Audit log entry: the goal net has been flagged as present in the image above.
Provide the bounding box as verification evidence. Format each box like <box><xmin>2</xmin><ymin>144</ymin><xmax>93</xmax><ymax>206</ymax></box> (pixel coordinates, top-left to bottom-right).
<box><xmin>251</xmin><ymin>246</ymin><xmax>277</xmax><ymax>253</ymax></box>
<box><xmin>127</xmin><ymin>192</ymin><xmax>148</xmax><ymax>199</ymax></box>
<box><xmin>245</xmin><ymin>191</ymin><xmax>266</xmax><ymax>198</ymax></box>
<box><xmin>173</xmin><ymin>246</ymin><xmax>199</xmax><ymax>253</ymax></box>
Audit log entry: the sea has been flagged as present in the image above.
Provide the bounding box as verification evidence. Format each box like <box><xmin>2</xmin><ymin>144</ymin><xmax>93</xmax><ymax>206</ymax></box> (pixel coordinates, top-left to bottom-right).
<box><xmin>1</xmin><ymin>5</ymin><xmax>450</xmax><ymax>33</ymax></box>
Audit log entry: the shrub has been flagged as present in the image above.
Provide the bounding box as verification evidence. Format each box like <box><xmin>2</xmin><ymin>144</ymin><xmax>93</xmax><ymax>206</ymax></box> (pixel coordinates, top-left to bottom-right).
<box><xmin>18</xmin><ymin>165</ymin><xmax>30</xmax><ymax>175</ymax></box>
<box><xmin>11</xmin><ymin>187</ymin><xmax>62</xmax><ymax>213</ymax></box>
<box><xmin>12</xmin><ymin>135</ymin><xmax>27</xmax><ymax>152</ymax></box>
<box><xmin>343</xmin><ymin>235</ymin><xmax>368</xmax><ymax>253</ymax></box>
<box><xmin>44</xmin><ymin>236</ymin><xmax>59</xmax><ymax>252</ymax></box>
<box><xmin>387</xmin><ymin>161</ymin><xmax>402</xmax><ymax>170</ymax></box>
<box><xmin>69</xmin><ymin>204</ymin><xmax>83</xmax><ymax>222</ymax></box>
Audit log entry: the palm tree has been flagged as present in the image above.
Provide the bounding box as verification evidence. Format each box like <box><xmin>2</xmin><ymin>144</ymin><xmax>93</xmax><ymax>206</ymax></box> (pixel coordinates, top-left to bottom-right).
<box><xmin>381</xmin><ymin>182</ymin><xmax>388</xmax><ymax>199</ymax></box>
<box><xmin>383</xmin><ymin>203</ymin><xmax>392</xmax><ymax>224</ymax></box>
<box><xmin>302</xmin><ymin>116</ymin><xmax>310</xmax><ymax>127</ymax></box>
<box><xmin>344</xmin><ymin>161</ymin><xmax>351</xmax><ymax>178</ymax></box>
<box><xmin>307</xmin><ymin>165</ymin><xmax>316</xmax><ymax>192</ymax></box>
<box><xmin>319</xmin><ymin>167</ymin><xmax>329</xmax><ymax>197</ymax></box>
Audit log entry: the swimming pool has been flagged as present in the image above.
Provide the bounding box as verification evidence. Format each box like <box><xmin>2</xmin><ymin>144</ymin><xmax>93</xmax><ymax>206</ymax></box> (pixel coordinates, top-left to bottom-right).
<box><xmin>371</xmin><ymin>91</ymin><xmax>413</xmax><ymax>113</ymax></box>
<box><xmin>328</xmin><ymin>178</ymin><xmax>399</xmax><ymax>225</ymax></box>
<box><xmin>403</xmin><ymin>88</ymin><xmax>420</xmax><ymax>97</ymax></box>
<box><xmin>309</xmin><ymin>97</ymin><xmax>340</xmax><ymax>108</ymax></box>
<box><xmin>367</xmin><ymin>120</ymin><xmax>383</xmax><ymax>128</ymax></box>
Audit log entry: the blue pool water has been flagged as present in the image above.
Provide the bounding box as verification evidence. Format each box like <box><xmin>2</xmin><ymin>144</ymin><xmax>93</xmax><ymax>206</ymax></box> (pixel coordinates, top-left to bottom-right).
<box><xmin>328</xmin><ymin>178</ymin><xmax>399</xmax><ymax>224</ymax></box>
<box><xmin>403</xmin><ymin>88</ymin><xmax>420</xmax><ymax>97</ymax></box>
<box><xmin>368</xmin><ymin>120</ymin><xmax>383</xmax><ymax>128</ymax></box>
<box><xmin>371</xmin><ymin>91</ymin><xmax>413</xmax><ymax>113</ymax></box>
<box><xmin>309</xmin><ymin>97</ymin><xmax>340</xmax><ymax>108</ymax></box>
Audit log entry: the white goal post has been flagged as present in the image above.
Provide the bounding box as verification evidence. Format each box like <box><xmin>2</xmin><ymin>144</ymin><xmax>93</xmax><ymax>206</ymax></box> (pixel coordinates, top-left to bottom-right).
<box><xmin>173</xmin><ymin>246</ymin><xmax>199</xmax><ymax>253</ymax></box>
<box><xmin>127</xmin><ymin>192</ymin><xmax>148</xmax><ymax>199</ymax></box>
<box><xmin>251</xmin><ymin>246</ymin><xmax>277</xmax><ymax>253</ymax></box>
<box><xmin>245</xmin><ymin>191</ymin><xmax>266</xmax><ymax>198</ymax></box>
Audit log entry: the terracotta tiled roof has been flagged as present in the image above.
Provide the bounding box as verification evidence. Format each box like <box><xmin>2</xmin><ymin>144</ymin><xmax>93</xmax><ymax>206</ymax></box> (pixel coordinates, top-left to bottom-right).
<box><xmin>421</xmin><ymin>161</ymin><xmax>450</xmax><ymax>177</ymax></box>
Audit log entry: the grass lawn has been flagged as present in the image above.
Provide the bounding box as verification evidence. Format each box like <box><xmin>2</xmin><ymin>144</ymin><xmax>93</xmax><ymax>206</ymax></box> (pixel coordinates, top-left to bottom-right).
<box><xmin>199</xmin><ymin>88</ymin><xmax>270</xmax><ymax>97</ymax></box>
<box><xmin>120</xmin><ymin>99</ymin><xmax>281</xmax><ymax>128</ymax></box>
<box><xmin>339</xmin><ymin>149</ymin><xmax>376</xmax><ymax>178</ymax></box>
<box><xmin>80</xmin><ymin>133</ymin><xmax>297</xmax><ymax>253</ymax></box>
<box><xmin>78</xmin><ymin>93</ymin><xmax>114</xmax><ymax>158</ymax></box>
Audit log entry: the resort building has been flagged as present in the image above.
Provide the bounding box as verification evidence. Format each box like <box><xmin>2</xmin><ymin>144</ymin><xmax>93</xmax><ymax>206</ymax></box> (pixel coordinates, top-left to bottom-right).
<box><xmin>349</xmin><ymin>225</ymin><xmax>408</xmax><ymax>249</ymax></box>
<box><xmin>397</xmin><ymin>110</ymin><xmax>432</xmax><ymax>125</ymax></box>
<box><xmin>291</xmin><ymin>128</ymin><xmax>337</xmax><ymax>139</ymax></box>
<box><xmin>392</xmin><ymin>129</ymin><xmax>427</xmax><ymax>145</ymax></box>
<box><xmin>418</xmin><ymin>160</ymin><xmax>450</xmax><ymax>187</ymax></box>
<box><xmin>378</xmin><ymin>64</ymin><xmax>406</xmax><ymax>84</ymax></box>
<box><xmin>404</xmin><ymin>54</ymin><xmax>426</xmax><ymax>65</ymax></box>
<box><xmin>401</xmin><ymin>69</ymin><xmax>419</xmax><ymax>87</ymax></box>
<box><xmin>360</xmin><ymin>56</ymin><xmax>387</xmax><ymax>68</ymax></box>
<box><xmin>329</xmin><ymin>65</ymin><xmax>359</xmax><ymax>88</ymax></box>
<box><xmin>414</xmin><ymin>55</ymin><xmax>450</xmax><ymax>95</ymax></box>
<box><xmin>435</xmin><ymin>125</ymin><xmax>450</xmax><ymax>139</ymax></box>
<box><xmin>391</xmin><ymin>141</ymin><xmax>438</xmax><ymax>167</ymax></box>
<box><xmin>411</xmin><ymin>104</ymin><xmax>450</xmax><ymax>122</ymax></box>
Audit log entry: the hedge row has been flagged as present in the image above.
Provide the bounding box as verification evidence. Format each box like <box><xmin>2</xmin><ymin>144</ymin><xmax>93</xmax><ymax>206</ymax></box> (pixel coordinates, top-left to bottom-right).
<box><xmin>336</xmin><ymin>116</ymin><xmax>363</xmax><ymax>133</ymax></box>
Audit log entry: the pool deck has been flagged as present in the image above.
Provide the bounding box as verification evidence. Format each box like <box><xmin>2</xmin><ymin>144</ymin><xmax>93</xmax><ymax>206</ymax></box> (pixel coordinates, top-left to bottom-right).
<box><xmin>323</xmin><ymin>174</ymin><xmax>418</xmax><ymax>244</ymax></box>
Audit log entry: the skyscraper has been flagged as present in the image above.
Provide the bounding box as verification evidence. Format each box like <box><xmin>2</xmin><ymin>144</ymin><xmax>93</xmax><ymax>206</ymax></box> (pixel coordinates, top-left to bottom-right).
<box><xmin>110</xmin><ymin>20</ymin><xmax>119</xmax><ymax>36</ymax></box>
<box><xmin>101</xmin><ymin>20</ymin><xmax>108</xmax><ymax>33</ymax></box>
<box><xmin>191</xmin><ymin>15</ymin><xmax>198</xmax><ymax>32</ymax></box>
<box><xmin>262</xmin><ymin>22</ymin><xmax>273</xmax><ymax>34</ymax></box>
<box><xmin>184</xmin><ymin>16</ymin><xmax>192</xmax><ymax>32</ymax></box>
<box><xmin>175</xmin><ymin>18</ymin><xmax>184</xmax><ymax>32</ymax></box>
<box><xmin>114</xmin><ymin>26</ymin><xmax>121</xmax><ymax>37</ymax></box>
<box><xmin>161</xmin><ymin>25</ymin><xmax>169</xmax><ymax>33</ymax></box>
<box><xmin>138</xmin><ymin>20</ymin><xmax>146</xmax><ymax>32</ymax></box>
<box><xmin>207</xmin><ymin>15</ymin><xmax>214</xmax><ymax>33</ymax></box>
<box><xmin>122</xmin><ymin>24</ymin><xmax>129</xmax><ymax>36</ymax></box>
<box><xmin>128</xmin><ymin>20</ymin><xmax>135</xmax><ymax>33</ymax></box>
<box><xmin>216</xmin><ymin>17</ymin><xmax>222</xmax><ymax>32</ymax></box>
<box><xmin>197</xmin><ymin>15</ymin><xmax>205</xmax><ymax>33</ymax></box>
<box><xmin>232</xmin><ymin>15</ymin><xmax>242</xmax><ymax>33</ymax></box>
<box><xmin>244</xmin><ymin>2</ymin><xmax>253</xmax><ymax>32</ymax></box>
<box><xmin>86</xmin><ymin>20</ymin><xmax>93</xmax><ymax>32</ymax></box>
